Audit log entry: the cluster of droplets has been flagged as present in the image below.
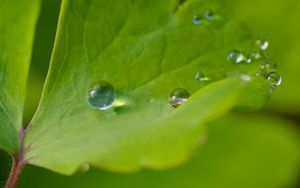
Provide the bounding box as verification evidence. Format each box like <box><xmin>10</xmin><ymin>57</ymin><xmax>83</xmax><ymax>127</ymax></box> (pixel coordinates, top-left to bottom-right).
<box><xmin>86</xmin><ymin>80</ymin><xmax>192</xmax><ymax>111</ymax></box>
<box><xmin>86</xmin><ymin>39</ymin><xmax>280</xmax><ymax>111</ymax></box>
<box><xmin>227</xmin><ymin>39</ymin><xmax>282</xmax><ymax>88</ymax></box>
<box><xmin>193</xmin><ymin>10</ymin><xmax>217</xmax><ymax>25</ymax></box>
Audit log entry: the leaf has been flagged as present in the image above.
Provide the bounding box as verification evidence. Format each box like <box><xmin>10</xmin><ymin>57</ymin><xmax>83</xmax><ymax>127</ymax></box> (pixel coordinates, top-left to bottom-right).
<box><xmin>225</xmin><ymin>0</ymin><xmax>300</xmax><ymax>114</ymax></box>
<box><xmin>0</xmin><ymin>0</ymin><xmax>40</xmax><ymax>154</ymax></box>
<box><xmin>20</xmin><ymin>113</ymin><xmax>300</xmax><ymax>188</ymax></box>
<box><xmin>24</xmin><ymin>0</ymin><xmax>272</xmax><ymax>174</ymax></box>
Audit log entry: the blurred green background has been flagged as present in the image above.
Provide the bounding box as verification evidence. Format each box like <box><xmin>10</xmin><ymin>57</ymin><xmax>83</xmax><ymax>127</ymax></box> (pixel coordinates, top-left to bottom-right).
<box><xmin>1</xmin><ymin>0</ymin><xmax>300</xmax><ymax>187</ymax></box>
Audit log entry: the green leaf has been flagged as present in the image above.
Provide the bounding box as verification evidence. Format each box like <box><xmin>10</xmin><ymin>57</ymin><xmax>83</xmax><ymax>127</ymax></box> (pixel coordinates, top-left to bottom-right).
<box><xmin>225</xmin><ymin>0</ymin><xmax>300</xmax><ymax>114</ymax></box>
<box><xmin>24</xmin><ymin>0</ymin><xmax>272</xmax><ymax>174</ymax></box>
<box><xmin>20</xmin><ymin>113</ymin><xmax>300</xmax><ymax>188</ymax></box>
<box><xmin>0</xmin><ymin>0</ymin><xmax>40</xmax><ymax>154</ymax></box>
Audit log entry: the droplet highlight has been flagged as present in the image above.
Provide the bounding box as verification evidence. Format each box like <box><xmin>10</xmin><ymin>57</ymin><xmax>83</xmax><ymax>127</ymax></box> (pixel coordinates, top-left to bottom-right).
<box><xmin>266</xmin><ymin>72</ymin><xmax>282</xmax><ymax>87</ymax></box>
<box><xmin>87</xmin><ymin>80</ymin><xmax>115</xmax><ymax>110</ymax></box>
<box><xmin>169</xmin><ymin>88</ymin><xmax>190</xmax><ymax>108</ymax></box>
<box><xmin>227</xmin><ymin>50</ymin><xmax>245</xmax><ymax>63</ymax></box>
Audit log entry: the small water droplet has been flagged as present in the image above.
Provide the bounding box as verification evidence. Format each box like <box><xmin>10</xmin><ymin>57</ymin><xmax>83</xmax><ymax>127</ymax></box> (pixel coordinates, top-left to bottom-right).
<box><xmin>251</xmin><ymin>51</ymin><xmax>261</xmax><ymax>59</ymax></box>
<box><xmin>87</xmin><ymin>80</ymin><xmax>115</xmax><ymax>110</ymax></box>
<box><xmin>227</xmin><ymin>50</ymin><xmax>245</xmax><ymax>63</ymax></box>
<box><xmin>240</xmin><ymin>74</ymin><xmax>251</xmax><ymax>82</ymax></box>
<box><xmin>245</xmin><ymin>57</ymin><xmax>252</xmax><ymax>64</ymax></box>
<box><xmin>192</xmin><ymin>14</ymin><xmax>202</xmax><ymax>25</ymax></box>
<box><xmin>204</xmin><ymin>10</ymin><xmax>215</xmax><ymax>21</ymax></box>
<box><xmin>80</xmin><ymin>163</ymin><xmax>90</xmax><ymax>172</ymax></box>
<box><xmin>256</xmin><ymin>39</ymin><xmax>269</xmax><ymax>51</ymax></box>
<box><xmin>266</xmin><ymin>72</ymin><xmax>282</xmax><ymax>87</ymax></box>
<box><xmin>169</xmin><ymin>88</ymin><xmax>190</xmax><ymax>108</ymax></box>
<box><xmin>195</xmin><ymin>72</ymin><xmax>210</xmax><ymax>81</ymax></box>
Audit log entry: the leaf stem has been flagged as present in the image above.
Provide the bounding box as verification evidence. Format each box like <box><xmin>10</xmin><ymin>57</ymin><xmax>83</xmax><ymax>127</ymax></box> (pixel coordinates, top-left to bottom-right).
<box><xmin>5</xmin><ymin>128</ymin><xmax>27</xmax><ymax>188</ymax></box>
<box><xmin>4</xmin><ymin>156</ymin><xmax>25</xmax><ymax>188</ymax></box>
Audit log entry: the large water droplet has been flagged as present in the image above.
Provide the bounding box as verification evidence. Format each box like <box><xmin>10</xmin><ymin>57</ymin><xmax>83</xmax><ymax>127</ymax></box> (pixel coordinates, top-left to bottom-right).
<box><xmin>192</xmin><ymin>14</ymin><xmax>202</xmax><ymax>25</ymax></box>
<box><xmin>204</xmin><ymin>10</ymin><xmax>215</xmax><ymax>21</ymax></box>
<box><xmin>87</xmin><ymin>80</ymin><xmax>115</xmax><ymax>110</ymax></box>
<box><xmin>227</xmin><ymin>50</ymin><xmax>245</xmax><ymax>63</ymax></box>
<box><xmin>266</xmin><ymin>72</ymin><xmax>282</xmax><ymax>87</ymax></box>
<box><xmin>195</xmin><ymin>72</ymin><xmax>210</xmax><ymax>81</ymax></box>
<box><xmin>169</xmin><ymin>88</ymin><xmax>190</xmax><ymax>108</ymax></box>
<box><xmin>256</xmin><ymin>39</ymin><xmax>269</xmax><ymax>51</ymax></box>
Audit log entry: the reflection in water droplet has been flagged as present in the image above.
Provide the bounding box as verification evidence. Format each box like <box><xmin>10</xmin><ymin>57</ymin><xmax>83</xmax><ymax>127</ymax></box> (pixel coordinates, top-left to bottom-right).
<box><xmin>204</xmin><ymin>10</ymin><xmax>215</xmax><ymax>21</ymax></box>
<box><xmin>192</xmin><ymin>14</ymin><xmax>202</xmax><ymax>25</ymax></box>
<box><xmin>169</xmin><ymin>88</ymin><xmax>190</xmax><ymax>108</ymax></box>
<box><xmin>266</xmin><ymin>72</ymin><xmax>282</xmax><ymax>87</ymax></box>
<box><xmin>256</xmin><ymin>39</ymin><xmax>269</xmax><ymax>51</ymax></box>
<box><xmin>227</xmin><ymin>50</ymin><xmax>245</xmax><ymax>63</ymax></box>
<box><xmin>87</xmin><ymin>80</ymin><xmax>115</xmax><ymax>110</ymax></box>
<box><xmin>195</xmin><ymin>72</ymin><xmax>210</xmax><ymax>81</ymax></box>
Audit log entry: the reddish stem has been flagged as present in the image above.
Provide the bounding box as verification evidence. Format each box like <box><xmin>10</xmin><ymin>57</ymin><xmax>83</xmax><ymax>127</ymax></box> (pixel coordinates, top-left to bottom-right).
<box><xmin>4</xmin><ymin>157</ymin><xmax>25</xmax><ymax>188</ymax></box>
<box><xmin>5</xmin><ymin>127</ymin><xmax>27</xmax><ymax>188</ymax></box>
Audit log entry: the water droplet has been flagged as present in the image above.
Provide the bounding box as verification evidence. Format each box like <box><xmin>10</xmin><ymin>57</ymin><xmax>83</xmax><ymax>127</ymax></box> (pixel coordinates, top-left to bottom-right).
<box><xmin>240</xmin><ymin>74</ymin><xmax>251</xmax><ymax>82</ymax></box>
<box><xmin>266</xmin><ymin>72</ymin><xmax>282</xmax><ymax>87</ymax></box>
<box><xmin>80</xmin><ymin>163</ymin><xmax>90</xmax><ymax>172</ymax></box>
<box><xmin>256</xmin><ymin>39</ymin><xmax>269</xmax><ymax>51</ymax></box>
<box><xmin>245</xmin><ymin>57</ymin><xmax>252</xmax><ymax>64</ymax></box>
<box><xmin>251</xmin><ymin>51</ymin><xmax>261</xmax><ymax>59</ymax></box>
<box><xmin>169</xmin><ymin>88</ymin><xmax>190</xmax><ymax>108</ymax></box>
<box><xmin>87</xmin><ymin>80</ymin><xmax>115</xmax><ymax>110</ymax></box>
<box><xmin>192</xmin><ymin>14</ymin><xmax>202</xmax><ymax>25</ymax></box>
<box><xmin>204</xmin><ymin>10</ymin><xmax>215</xmax><ymax>21</ymax></box>
<box><xmin>227</xmin><ymin>50</ymin><xmax>245</xmax><ymax>63</ymax></box>
<box><xmin>195</xmin><ymin>72</ymin><xmax>210</xmax><ymax>81</ymax></box>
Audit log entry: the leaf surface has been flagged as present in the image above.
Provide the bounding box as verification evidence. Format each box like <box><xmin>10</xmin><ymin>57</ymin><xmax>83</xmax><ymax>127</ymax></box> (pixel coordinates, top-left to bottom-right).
<box><xmin>25</xmin><ymin>0</ymin><xmax>273</xmax><ymax>174</ymax></box>
<box><xmin>21</xmin><ymin>114</ymin><xmax>300</xmax><ymax>188</ymax></box>
<box><xmin>0</xmin><ymin>0</ymin><xmax>39</xmax><ymax>154</ymax></box>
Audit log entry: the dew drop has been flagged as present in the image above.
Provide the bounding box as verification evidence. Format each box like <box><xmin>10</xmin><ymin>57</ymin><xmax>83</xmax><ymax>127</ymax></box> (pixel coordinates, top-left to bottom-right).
<box><xmin>169</xmin><ymin>88</ymin><xmax>190</xmax><ymax>108</ymax></box>
<box><xmin>80</xmin><ymin>163</ymin><xmax>90</xmax><ymax>172</ymax></box>
<box><xmin>251</xmin><ymin>51</ymin><xmax>261</xmax><ymax>59</ymax></box>
<box><xmin>227</xmin><ymin>50</ymin><xmax>245</xmax><ymax>63</ymax></box>
<box><xmin>266</xmin><ymin>72</ymin><xmax>282</xmax><ymax>87</ymax></box>
<box><xmin>204</xmin><ymin>10</ymin><xmax>215</xmax><ymax>21</ymax></box>
<box><xmin>87</xmin><ymin>80</ymin><xmax>115</xmax><ymax>110</ymax></box>
<box><xmin>256</xmin><ymin>39</ymin><xmax>269</xmax><ymax>51</ymax></box>
<box><xmin>195</xmin><ymin>72</ymin><xmax>210</xmax><ymax>81</ymax></box>
<box><xmin>240</xmin><ymin>74</ymin><xmax>251</xmax><ymax>82</ymax></box>
<box><xmin>192</xmin><ymin>14</ymin><xmax>202</xmax><ymax>25</ymax></box>
<box><xmin>245</xmin><ymin>57</ymin><xmax>252</xmax><ymax>64</ymax></box>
